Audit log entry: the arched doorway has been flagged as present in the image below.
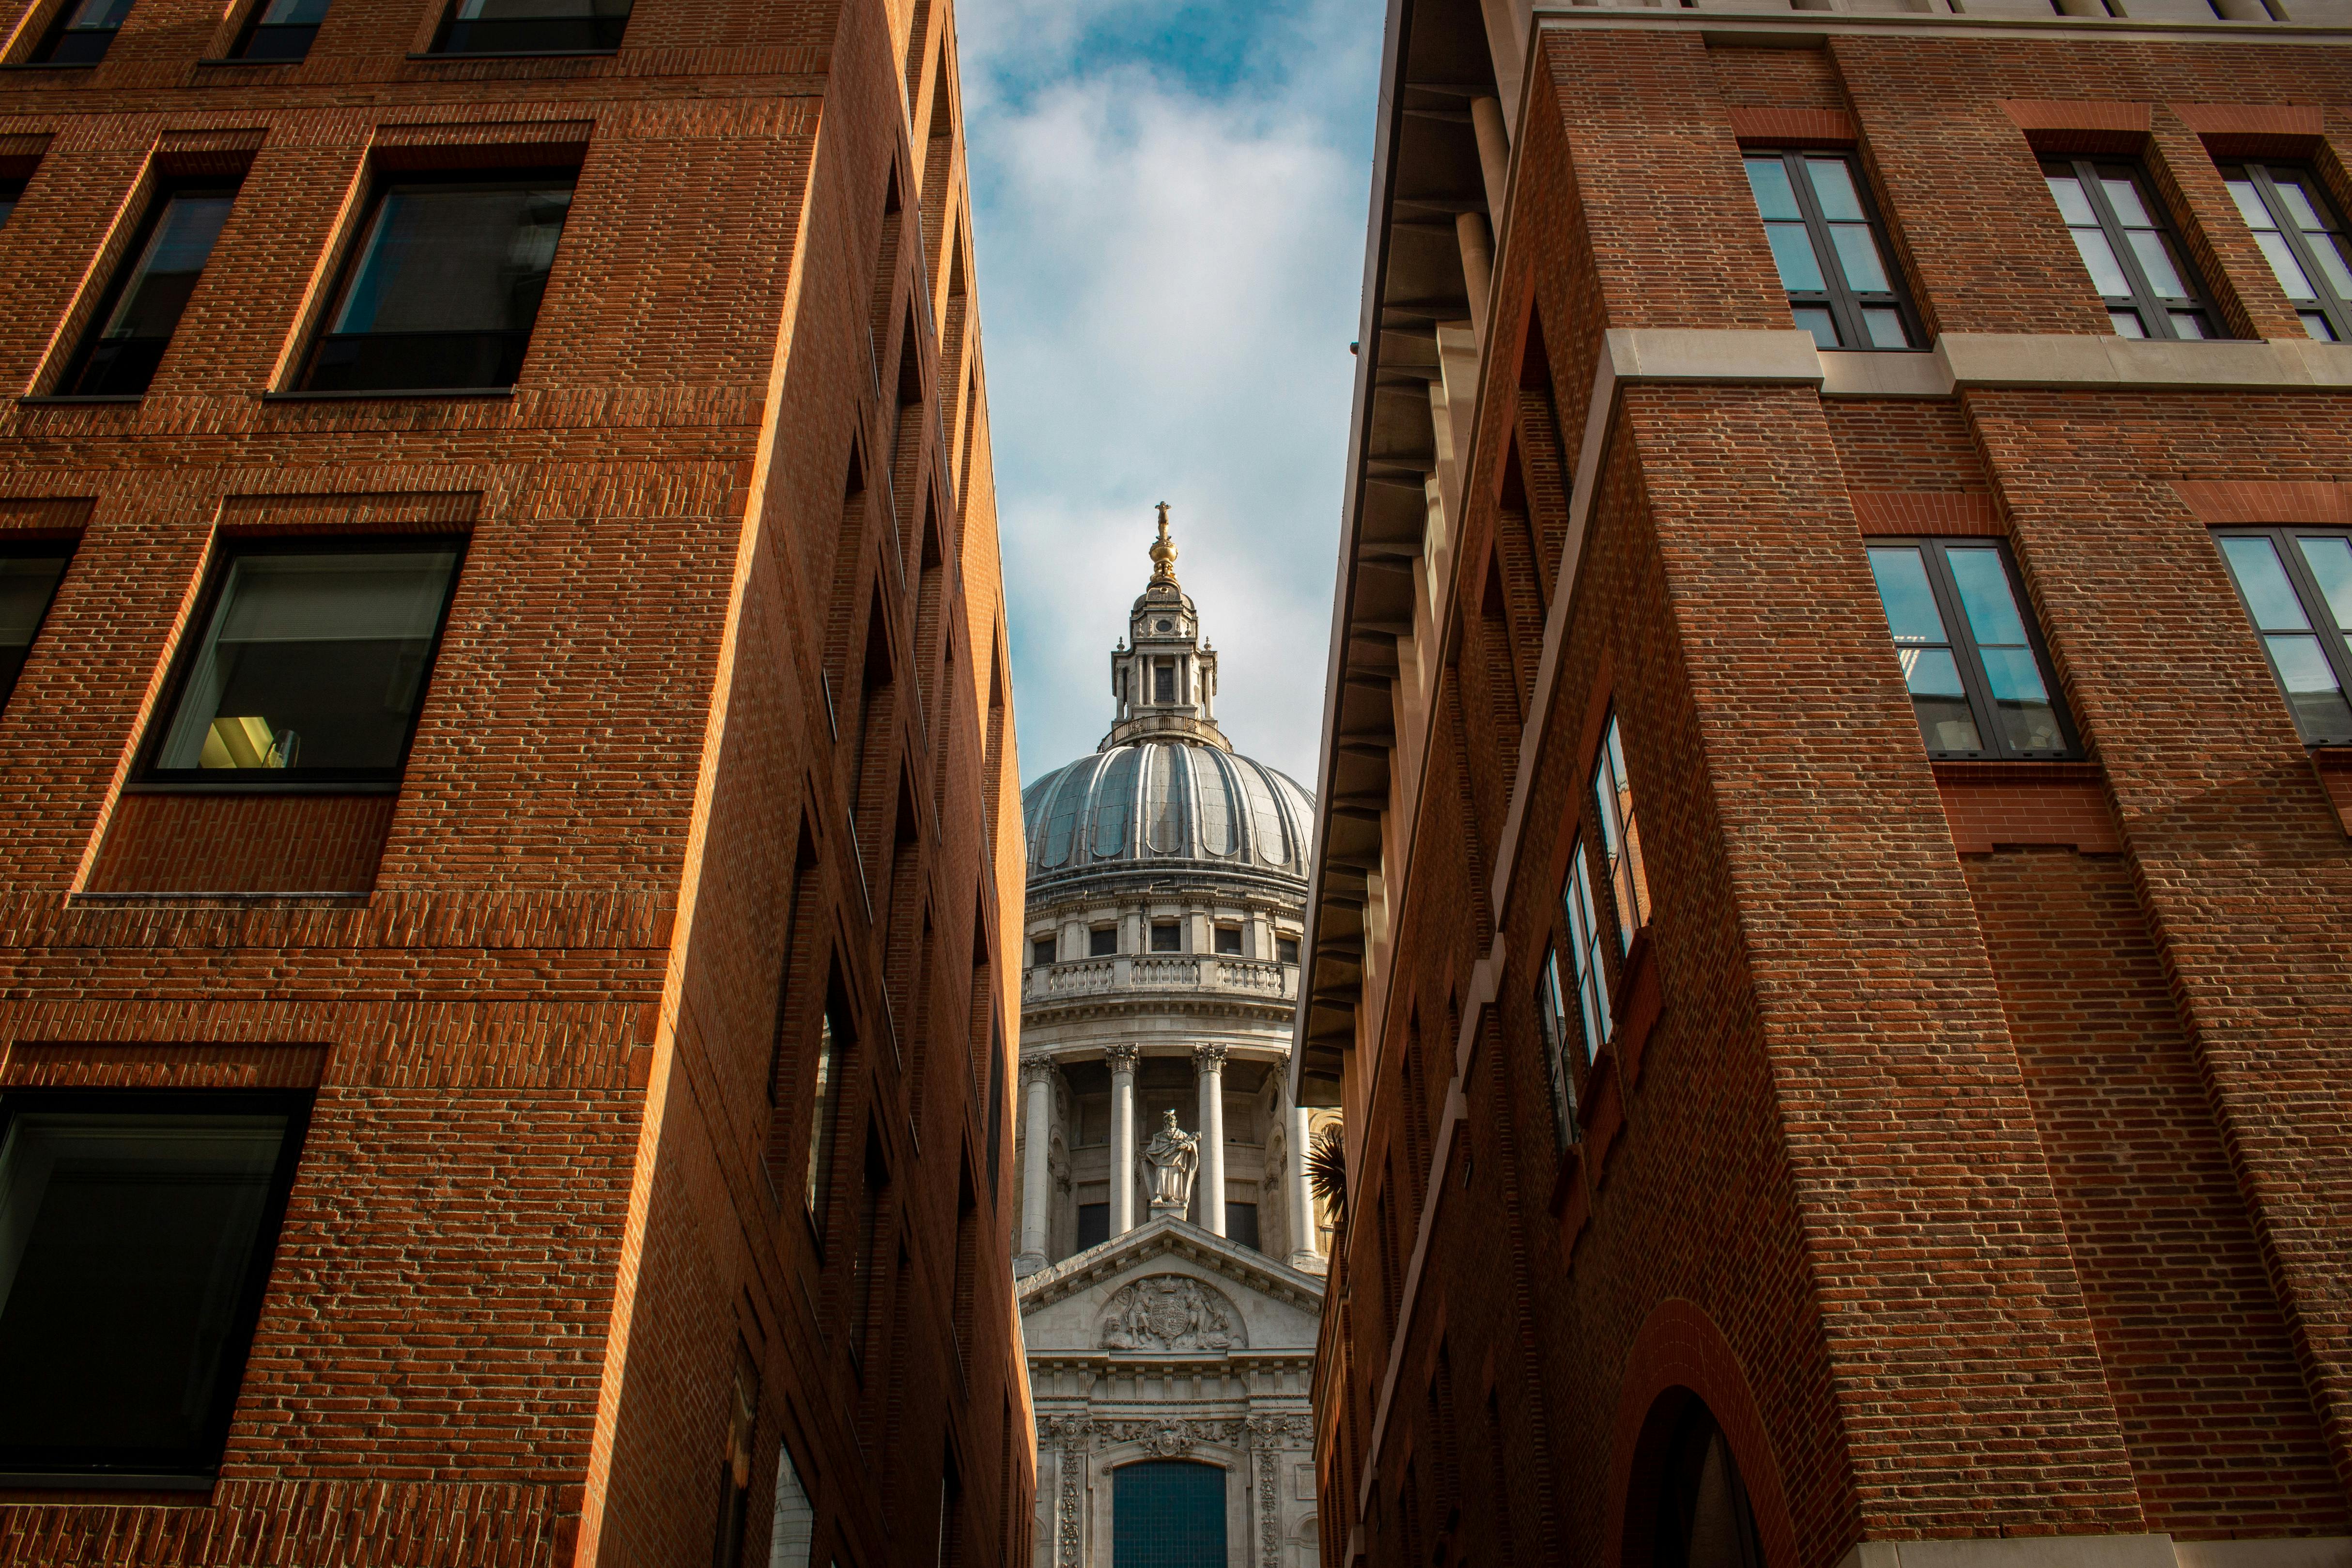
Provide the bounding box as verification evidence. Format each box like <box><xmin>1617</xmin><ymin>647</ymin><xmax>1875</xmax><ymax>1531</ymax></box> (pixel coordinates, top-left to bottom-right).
<box><xmin>1112</xmin><ymin>1459</ymin><xmax>1226</xmax><ymax>1568</ymax></box>
<box><xmin>1636</xmin><ymin>1393</ymin><xmax>1764</xmax><ymax>1568</ymax></box>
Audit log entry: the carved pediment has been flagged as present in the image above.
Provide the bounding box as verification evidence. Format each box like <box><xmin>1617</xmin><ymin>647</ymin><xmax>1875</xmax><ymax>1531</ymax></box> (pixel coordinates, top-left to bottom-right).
<box><xmin>1099</xmin><ymin>1273</ymin><xmax>1247</xmax><ymax>1351</ymax></box>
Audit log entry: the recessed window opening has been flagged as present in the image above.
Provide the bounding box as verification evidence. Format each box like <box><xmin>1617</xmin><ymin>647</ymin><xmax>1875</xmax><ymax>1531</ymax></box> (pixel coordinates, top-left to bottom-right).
<box><xmin>432</xmin><ymin>0</ymin><xmax>630</xmax><ymax>54</ymax></box>
<box><xmin>1866</xmin><ymin>539</ymin><xmax>2077</xmax><ymax>759</ymax></box>
<box><xmin>141</xmin><ymin>539</ymin><xmax>463</xmax><ymax>786</ymax></box>
<box><xmin>0</xmin><ymin>1089</ymin><xmax>310</xmax><ymax>1482</ymax></box>
<box><xmin>2214</xmin><ymin>527</ymin><xmax>2352</xmax><ymax>744</ymax></box>
<box><xmin>59</xmin><ymin>182</ymin><xmax>237</xmax><ymax>398</ymax></box>
<box><xmin>1536</xmin><ymin>958</ymin><xmax>1578</xmax><ymax>1148</ymax></box>
<box><xmin>2043</xmin><ymin>158</ymin><xmax>2219</xmax><ymax>341</ymax></box>
<box><xmin>805</xmin><ymin>988</ymin><xmax>853</xmax><ymax>1241</ymax></box>
<box><xmin>0</xmin><ymin>179</ymin><xmax>28</xmax><ymax>230</ymax></box>
<box><xmin>1743</xmin><ymin>151</ymin><xmax>1919</xmax><ymax>350</ymax></box>
<box><xmin>231</xmin><ymin>0</ymin><xmax>327</xmax><ymax>59</ymax></box>
<box><xmin>1031</xmin><ymin>935</ymin><xmax>1054</xmax><ymax>968</ymax></box>
<box><xmin>1152</xmin><ymin>659</ymin><xmax>1175</xmax><ymax>704</ymax></box>
<box><xmin>2222</xmin><ymin>163</ymin><xmax>2352</xmax><ymax>342</ymax></box>
<box><xmin>301</xmin><ymin>171</ymin><xmax>574</xmax><ymax>393</ymax></box>
<box><xmin>1075</xmin><ymin>1201</ymin><xmax>1109</xmax><ymax>1250</ymax></box>
<box><xmin>1088</xmin><ymin>927</ymin><xmax>1117</xmax><ymax>958</ymax></box>
<box><xmin>1590</xmin><ymin>714</ymin><xmax>1651</xmax><ymax>947</ymax></box>
<box><xmin>0</xmin><ymin>545</ymin><xmax>72</xmax><ymax>714</ymax></box>
<box><xmin>1224</xmin><ymin>1200</ymin><xmax>1260</xmax><ymax>1252</ymax></box>
<box><xmin>1213</xmin><ymin>925</ymin><xmax>1242</xmax><ymax>956</ymax></box>
<box><xmin>31</xmin><ymin>0</ymin><xmax>131</xmax><ymax>64</ymax></box>
<box><xmin>1561</xmin><ymin>843</ymin><xmax>1611</xmax><ymax>1061</ymax></box>
<box><xmin>1149</xmin><ymin>921</ymin><xmax>1180</xmax><ymax>953</ymax></box>
<box><xmin>1275</xmin><ymin>934</ymin><xmax>1299</xmax><ymax>965</ymax></box>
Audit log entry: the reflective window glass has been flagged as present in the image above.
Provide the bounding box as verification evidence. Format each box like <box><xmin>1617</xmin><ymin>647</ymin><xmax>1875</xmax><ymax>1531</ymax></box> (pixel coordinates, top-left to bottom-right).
<box><xmin>1866</xmin><ymin>540</ymin><xmax>2075</xmax><ymax>760</ymax></box>
<box><xmin>32</xmin><ymin>0</ymin><xmax>132</xmax><ymax>63</ymax></box>
<box><xmin>435</xmin><ymin>0</ymin><xmax>630</xmax><ymax>53</ymax></box>
<box><xmin>234</xmin><ymin>0</ymin><xmax>328</xmax><ymax>59</ymax></box>
<box><xmin>1741</xmin><ymin>151</ymin><xmax>1917</xmax><ymax>351</ymax></box>
<box><xmin>2043</xmin><ymin>158</ymin><xmax>2217</xmax><ymax>342</ymax></box>
<box><xmin>0</xmin><ymin>549</ymin><xmax>70</xmax><ymax>714</ymax></box>
<box><xmin>2216</xmin><ymin>529</ymin><xmax>2352</xmax><ymax>743</ymax></box>
<box><xmin>2222</xmin><ymin>164</ymin><xmax>2352</xmax><ymax>343</ymax></box>
<box><xmin>61</xmin><ymin>186</ymin><xmax>236</xmax><ymax>398</ymax></box>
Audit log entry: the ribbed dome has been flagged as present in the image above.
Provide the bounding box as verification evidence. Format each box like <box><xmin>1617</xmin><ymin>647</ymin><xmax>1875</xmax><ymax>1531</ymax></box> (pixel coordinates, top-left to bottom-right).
<box><xmin>1020</xmin><ymin>741</ymin><xmax>1315</xmax><ymax>883</ymax></box>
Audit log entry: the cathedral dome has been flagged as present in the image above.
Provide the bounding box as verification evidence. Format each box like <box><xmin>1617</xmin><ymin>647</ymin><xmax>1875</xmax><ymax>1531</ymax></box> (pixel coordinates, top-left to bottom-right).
<box><xmin>1020</xmin><ymin>740</ymin><xmax>1315</xmax><ymax>884</ymax></box>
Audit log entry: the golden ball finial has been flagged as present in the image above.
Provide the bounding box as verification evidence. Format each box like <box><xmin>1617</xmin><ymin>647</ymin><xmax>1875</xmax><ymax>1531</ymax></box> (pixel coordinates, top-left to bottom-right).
<box><xmin>1149</xmin><ymin>501</ymin><xmax>1178</xmax><ymax>584</ymax></box>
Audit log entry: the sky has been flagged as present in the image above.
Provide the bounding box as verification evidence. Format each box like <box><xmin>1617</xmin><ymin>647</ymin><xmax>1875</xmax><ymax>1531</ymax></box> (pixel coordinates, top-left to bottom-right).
<box><xmin>956</xmin><ymin>0</ymin><xmax>1382</xmax><ymax>794</ymax></box>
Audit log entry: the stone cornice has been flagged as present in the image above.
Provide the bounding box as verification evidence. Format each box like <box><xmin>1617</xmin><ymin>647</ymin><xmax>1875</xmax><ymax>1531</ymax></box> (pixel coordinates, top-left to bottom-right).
<box><xmin>1016</xmin><ymin>1214</ymin><xmax>1326</xmax><ymax>1315</ymax></box>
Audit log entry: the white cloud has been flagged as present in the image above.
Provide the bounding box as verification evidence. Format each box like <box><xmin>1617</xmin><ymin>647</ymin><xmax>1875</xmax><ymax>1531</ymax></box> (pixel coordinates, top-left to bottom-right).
<box><xmin>961</xmin><ymin>10</ymin><xmax>1378</xmax><ymax>792</ymax></box>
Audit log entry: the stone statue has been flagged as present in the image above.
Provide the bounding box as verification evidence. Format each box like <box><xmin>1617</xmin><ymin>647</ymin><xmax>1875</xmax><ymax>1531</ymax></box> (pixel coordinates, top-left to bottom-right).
<box><xmin>1140</xmin><ymin>1109</ymin><xmax>1198</xmax><ymax>1216</ymax></box>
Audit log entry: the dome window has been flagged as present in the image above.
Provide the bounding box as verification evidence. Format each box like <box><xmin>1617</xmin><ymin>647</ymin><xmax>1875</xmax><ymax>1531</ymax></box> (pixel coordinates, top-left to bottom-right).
<box><xmin>1213</xmin><ymin>925</ymin><xmax>1243</xmax><ymax>956</ymax></box>
<box><xmin>1089</xmin><ymin>927</ymin><xmax>1118</xmax><ymax>958</ymax></box>
<box><xmin>1150</xmin><ymin>921</ymin><xmax>1181</xmax><ymax>952</ymax></box>
<box><xmin>1277</xmin><ymin>934</ymin><xmax>1300</xmax><ymax>965</ymax></box>
<box><xmin>1156</xmin><ymin>619</ymin><xmax>1172</xmax><ymax>633</ymax></box>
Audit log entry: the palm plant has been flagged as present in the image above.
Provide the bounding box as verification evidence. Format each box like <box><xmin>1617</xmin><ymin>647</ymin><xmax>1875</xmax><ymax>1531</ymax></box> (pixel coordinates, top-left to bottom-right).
<box><xmin>1306</xmin><ymin>1125</ymin><xmax>1348</xmax><ymax>1229</ymax></box>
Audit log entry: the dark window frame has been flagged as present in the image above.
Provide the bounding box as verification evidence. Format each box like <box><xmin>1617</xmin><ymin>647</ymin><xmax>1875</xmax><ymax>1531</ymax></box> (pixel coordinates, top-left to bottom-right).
<box><xmin>2221</xmin><ymin>161</ymin><xmax>2352</xmax><ymax>343</ymax></box>
<box><xmin>131</xmin><ymin>532</ymin><xmax>468</xmax><ymax>792</ymax></box>
<box><xmin>1030</xmin><ymin>935</ymin><xmax>1054</xmax><ymax>968</ymax></box>
<box><xmin>0</xmin><ymin>177</ymin><xmax>29</xmax><ymax>230</ymax></box>
<box><xmin>2213</xmin><ymin>524</ymin><xmax>2352</xmax><ymax>746</ymax></box>
<box><xmin>295</xmin><ymin>166</ymin><xmax>577</xmax><ymax>396</ymax></box>
<box><xmin>1088</xmin><ymin>926</ymin><xmax>1117</xmax><ymax>958</ymax></box>
<box><xmin>0</xmin><ymin>538</ymin><xmax>74</xmax><ymax>715</ymax></box>
<box><xmin>1746</xmin><ymin>148</ymin><xmax>1923</xmax><ymax>352</ymax></box>
<box><xmin>56</xmin><ymin>178</ymin><xmax>241</xmax><ymax>400</ymax></box>
<box><xmin>2043</xmin><ymin>156</ymin><xmax>2223</xmax><ymax>342</ymax></box>
<box><xmin>426</xmin><ymin>0</ymin><xmax>631</xmax><ymax>56</ymax></box>
<box><xmin>0</xmin><ymin>1086</ymin><xmax>311</xmax><ymax>1486</ymax></box>
<box><xmin>1867</xmin><ymin>536</ymin><xmax>2081</xmax><ymax>761</ymax></box>
<box><xmin>1148</xmin><ymin>921</ymin><xmax>1181</xmax><ymax>953</ymax></box>
<box><xmin>229</xmin><ymin>0</ymin><xmax>326</xmax><ymax>60</ymax></box>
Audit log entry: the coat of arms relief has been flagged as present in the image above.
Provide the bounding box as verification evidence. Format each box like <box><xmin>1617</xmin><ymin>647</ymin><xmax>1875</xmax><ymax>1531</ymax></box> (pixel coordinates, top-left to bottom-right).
<box><xmin>1098</xmin><ymin>1273</ymin><xmax>1248</xmax><ymax>1351</ymax></box>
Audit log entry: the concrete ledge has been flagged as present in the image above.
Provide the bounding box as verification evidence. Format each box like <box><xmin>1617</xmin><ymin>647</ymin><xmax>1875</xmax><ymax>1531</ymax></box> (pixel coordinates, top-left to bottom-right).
<box><xmin>1820</xmin><ymin>348</ymin><xmax>1950</xmax><ymax>397</ymax></box>
<box><xmin>1837</xmin><ymin>1539</ymin><xmax>2352</xmax><ymax>1568</ymax></box>
<box><xmin>1939</xmin><ymin>332</ymin><xmax>2352</xmax><ymax>389</ymax></box>
<box><xmin>1603</xmin><ymin>326</ymin><xmax>1825</xmax><ymax>384</ymax></box>
<box><xmin>2175</xmin><ymin>1541</ymin><xmax>2352</xmax><ymax>1568</ymax></box>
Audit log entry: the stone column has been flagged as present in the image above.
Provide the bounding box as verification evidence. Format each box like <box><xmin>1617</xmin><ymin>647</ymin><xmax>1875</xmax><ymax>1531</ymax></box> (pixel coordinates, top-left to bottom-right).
<box><xmin>1288</xmin><ymin>1104</ymin><xmax>1321</xmax><ymax>1269</ymax></box>
<box><xmin>1195</xmin><ymin>1043</ymin><xmax>1227</xmax><ymax>1236</ymax></box>
<box><xmin>1016</xmin><ymin>1060</ymin><xmax>1055</xmax><ymax>1275</ymax></box>
<box><xmin>1107</xmin><ymin>1043</ymin><xmax>1139</xmax><ymax>1235</ymax></box>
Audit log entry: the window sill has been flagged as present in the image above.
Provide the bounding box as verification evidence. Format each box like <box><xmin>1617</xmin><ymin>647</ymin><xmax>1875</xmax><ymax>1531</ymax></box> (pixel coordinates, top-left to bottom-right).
<box><xmin>262</xmin><ymin>388</ymin><xmax>515</xmax><ymax>402</ymax></box>
<box><xmin>193</xmin><ymin>55</ymin><xmax>300</xmax><ymax>65</ymax></box>
<box><xmin>69</xmin><ymin>890</ymin><xmax>371</xmax><ymax>906</ymax></box>
<box><xmin>122</xmin><ymin>779</ymin><xmax>402</xmax><ymax>795</ymax></box>
<box><xmin>1927</xmin><ymin>757</ymin><xmax>2100</xmax><ymax>781</ymax></box>
<box><xmin>405</xmin><ymin>48</ymin><xmax>618</xmax><ymax>60</ymax></box>
<box><xmin>0</xmin><ymin>61</ymin><xmax>99</xmax><ymax>71</ymax></box>
<box><xmin>18</xmin><ymin>394</ymin><xmax>140</xmax><ymax>405</ymax></box>
<box><xmin>0</xmin><ymin>1470</ymin><xmax>214</xmax><ymax>1493</ymax></box>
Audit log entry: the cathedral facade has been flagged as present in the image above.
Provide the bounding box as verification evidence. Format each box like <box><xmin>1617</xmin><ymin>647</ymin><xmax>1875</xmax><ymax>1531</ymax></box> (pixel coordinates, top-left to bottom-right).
<box><xmin>1015</xmin><ymin>514</ymin><xmax>1331</xmax><ymax>1568</ymax></box>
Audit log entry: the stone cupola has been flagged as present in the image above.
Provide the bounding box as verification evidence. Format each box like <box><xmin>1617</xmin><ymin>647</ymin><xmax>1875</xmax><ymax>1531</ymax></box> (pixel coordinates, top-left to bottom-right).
<box><xmin>1104</xmin><ymin>504</ymin><xmax>1227</xmax><ymax>752</ymax></box>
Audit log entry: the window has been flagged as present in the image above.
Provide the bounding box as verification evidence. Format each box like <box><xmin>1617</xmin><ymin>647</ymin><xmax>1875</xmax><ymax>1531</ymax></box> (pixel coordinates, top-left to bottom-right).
<box><xmin>1150</xmin><ymin>921</ymin><xmax>1181</xmax><ymax>952</ymax></box>
<box><xmin>1089</xmin><ymin>926</ymin><xmax>1117</xmax><ymax>958</ymax></box>
<box><xmin>1224</xmin><ymin>1201</ymin><xmax>1260</xmax><ymax>1252</ymax></box>
<box><xmin>0</xmin><ymin>546</ymin><xmax>71</xmax><ymax>713</ymax></box>
<box><xmin>1743</xmin><ymin>152</ymin><xmax>1918</xmax><ymax>350</ymax></box>
<box><xmin>1275</xmin><ymin>934</ymin><xmax>1299</xmax><ymax>965</ymax></box>
<box><xmin>1213</xmin><ymin>925</ymin><xmax>1243</xmax><ymax>956</ymax></box>
<box><xmin>0</xmin><ymin>1089</ymin><xmax>309</xmax><ymax>1482</ymax></box>
<box><xmin>30</xmin><ymin>0</ymin><xmax>130</xmax><ymax>63</ymax></box>
<box><xmin>1153</xmin><ymin>660</ymin><xmax>1176</xmax><ymax>704</ymax></box>
<box><xmin>1075</xmin><ymin>1202</ymin><xmax>1109</xmax><ymax>1251</ymax></box>
<box><xmin>1590</xmin><ymin>714</ymin><xmax>1650</xmax><ymax>947</ymax></box>
<box><xmin>1865</xmin><ymin>540</ymin><xmax>2075</xmax><ymax>760</ymax></box>
<box><xmin>712</xmin><ymin>1344</ymin><xmax>757</xmax><ymax>1568</ymax></box>
<box><xmin>59</xmin><ymin>183</ymin><xmax>237</xmax><ymax>398</ymax></box>
<box><xmin>2044</xmin><ymin>159</ymin><xmax>2218</xmax><ymax>341</ymax></box>
<box><xmin>301</xmin><ymin>173</ymin><xmax>573</xmax><ymax>393</ymax></box>
<box><xmin>1031</xmin><ymin>936</ymin><xmax>1054</xmax><ymax>968</ymax></box>
<box><xmin>1535</xmin><ymin>958</ymin><xmax>1577</xmax><ymax>1149</ymax></box>
<box><xmin>2222</xmin><ymin>164</ymin><xmax>2352</xmax><ymax>343</ymax></box>
<box><xmin>849</xmin><ymin>1131</ymin><xmax>886</xmax><ymax>1365</ymax></box>
<box><xmin>141</xmin><ymin>540</ymin><xmax>463</xmax><ymax>785</ymax></box>
<box><xmin>1560</xmin><ymin>846</ymin><xmax>1612</xmax><ymax>1063</ymax></box>
<box><xmin>0</xmin><ymin>179</ymin><xmax>27</xmax><ymax>230</ymax></box>
<box><xmin>2214</xmin><ymin>527</ymin><xmax>2352</xmax><ymax>745</ymax></box>
<box><xmin>232</xmin><ymin>0</ymin><xmax>326</xmax><ymax>59</ymax></box>
<box><xmin>432</xmin><ymin>0</ymin><xmax>631</xmax><ymax>54</ymax></box>
<box><xmin>805</xmin><ymin>994</ymin><xmax>851</xmax><ymax>1238</ymax></box>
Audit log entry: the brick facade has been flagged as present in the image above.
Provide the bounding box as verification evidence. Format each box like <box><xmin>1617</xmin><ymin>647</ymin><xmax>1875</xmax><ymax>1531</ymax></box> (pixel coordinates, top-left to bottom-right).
<box><xmin>0</xmin><ymin>0</ymin><xmax>1032</xmax><ymax>1562</ymax></box>
<box><xmin>1301</xmin><ymin>4</ymin><xmax>2352</xmax><ymax>1565</ymax></box>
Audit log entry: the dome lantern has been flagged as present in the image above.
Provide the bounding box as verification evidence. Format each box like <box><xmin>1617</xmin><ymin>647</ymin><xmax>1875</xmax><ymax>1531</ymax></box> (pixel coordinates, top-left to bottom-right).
<box><xmin>1107</xmin><ymin>503</ymin><xmax>1225</xmax><ymax>752</ymax></box>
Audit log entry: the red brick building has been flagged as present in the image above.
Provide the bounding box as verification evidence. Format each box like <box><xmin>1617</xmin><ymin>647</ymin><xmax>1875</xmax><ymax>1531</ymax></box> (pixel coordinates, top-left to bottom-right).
<box><xmin>1298</xmin><ymin>0</ymin><xmax>2352</xmax><ymax>1562</ymax></box>
<box><xmin>0</xmin><ymin>0</ymin><xmax>1033</xmax><ymax>1563</ymax></box>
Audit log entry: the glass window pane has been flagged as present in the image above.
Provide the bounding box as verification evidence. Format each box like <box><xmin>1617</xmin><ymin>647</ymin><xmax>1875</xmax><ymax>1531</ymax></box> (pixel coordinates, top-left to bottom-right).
<box><xmin>1867</xmin><ymin>546</ymin><xmax>1949</xmax><ymax>645</ymax></box>
<box><xmin>2170</xmin><ymin>311</ymin><xmax>2212</xmax><ymax>340</ymax></box>
<box><xmin>443</xmin><ymin>0</ymin><xmax>633</xmax><ymax>52</ymax></box>
<box><xmin>2293</xmin><ymin>534</ymin><xmax>2352</xmax><ymax>635</ymax></box>
<box><xmin>2068</xmin><ymin>227</ymin><xmax>2132</xmax><ymax>300</ymax></box>
<box><xmin>2275</xmin><ymin>173</ymin><xmax>2328</xmax><ymax>233</ymax></box>
<box><xmin>100</xmin><ymin>195</ymin><xmax>233</xmax><ymax>342</ymax></box>
<box><xmin>1804</xmin><ymin>157</ymin><xmax>1866</xmax><ymax>221</ymax></box>
<box><xmin>2227</xmin><ymin>177</ymin><xmax>2274</xmax><ymax>231</ymax></box>
<box><xmin>2102</xmin><ymin>174</ymin><xmax>2153</xmax><ymax>228</ymax></box>
<box><xmin>0</xmin><ymin>1108</ymin><xmax>290</xmax><ymax>1465</ymax></box>
<box><xmin>2047</xmin><ymin>174</ymin><xmax>2097</xmax><ymax>227</ymax></box>
<box><xmin>154</xmin><ymin>550</ymin><xmax>459</xmax><ymax>774</ymax></box>
<box><xmin>1829</xmin><ymin>223</ymin><xmax>1892</xmax><ymax>294</ymax></box>
<box><xmin>1946</xmin><ymin>548</ymin><xmax>2031</xmax><ymax>648</ymax></box>
<box><xmin>2254</xmin><ymin>230</ymin><xmax>2317</xmax><ymax>299</ymax></box>
<box><xmin>330</xmin><ymin>185</ymin><xmax>570</xmax><ymax>335</ymax></box>
<box><xmin>2110</xmin><ymin>308</ymin><xmax>2146</xmax><ymax>338</ymax></box>
<box><xmin>2220</xmin><ymin>535</ymin><xmax>2314</xmax><ymax>632</ymax></box>
<box><xmin>1791</xmin><ymin>306</ymin><xmax>1838</xmax><ymax>349</ymax></box>
<box><xmin>1764</xmin><ymin>222</ymin><xmax>1826</xmax><ymax>293</ymax></box>
<box><xmin>1978</xmin><ymin>648</ymin><xmax>2062</xmax><ymax>751</ymax></box>
<box><xmin>1863</xmin><ymin>307</ymin><xmax>1909</xmax><ymax>349</ymax></box>
<box><xmin>1564</xmin><ymin>854</ymin><xmax>1611</xmax><ymax>1056</ymax></box>
<box><xmin>0</xmin><ymin>556</ymin><xmax>68</xmax><ymax>711</ymax></box>
<box><xmin>1745</xmin><ymin>157</ymin><xmax>1801</xmax><ymax>221</ymax></box>
<box><xmin>2303</xmin><ymin>310</ymin><xmax>2336</xmax><ymax>342</ymax></box>
<box><xmin>1902</xmin><ymin>648</ymin><xmax>1983</xmax><ymax>752</ymax></box>
<box><xmin>2311</xmin><ymin>233</ymin><xmax>2352</xmax><ymax>300</ymax></box>
<box><xmin>2265</xmin><ymin>634</ymin><xmax>2352</xmax><ymax>736</ymax></box>
<box><xmin>258</xmin><ymin>0</ymin><xmax>330</xmax><ymax>19</ymax></box>
<box><xmin>2126</xmin><ymin>228</ymin><xmax>2189</xmax><ymax>299</ymax></box>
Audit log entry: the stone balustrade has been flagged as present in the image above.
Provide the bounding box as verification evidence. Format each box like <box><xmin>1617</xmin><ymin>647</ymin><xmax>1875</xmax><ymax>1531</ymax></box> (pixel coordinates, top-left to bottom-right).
<box><xmin>1022</xmin><ymin>955</ymin><xmax>1297</xmax><ymax>1005</ymax></box>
